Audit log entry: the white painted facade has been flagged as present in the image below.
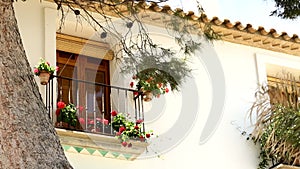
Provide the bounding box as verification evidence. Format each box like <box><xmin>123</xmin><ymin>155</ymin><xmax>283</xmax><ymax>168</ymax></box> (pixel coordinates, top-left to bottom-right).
<box><xmin>13</xmin><ymin>1</ymin><xmax>300</xmax><ymax>169</ymax></box>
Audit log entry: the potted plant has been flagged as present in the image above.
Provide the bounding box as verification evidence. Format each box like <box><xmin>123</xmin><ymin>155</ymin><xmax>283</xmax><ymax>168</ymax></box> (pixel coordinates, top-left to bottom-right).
<box><xmin>121</xmin><ymin>47</ymin><xmax>191</xmax><ymax>102</ymax></box>
<box><xmin>56</xmin><ymin>101</ymin><xmax>78</xmax><ymax>129</ymax></box>
<box><xmin>84</xmin><ymin>117</ymin><xmax>110</xmax><ymax>133</ymax></box>
<box><xmin>33</xmin><ymin>58</ymin><xmax>58</xmax><ymax>85</ymax></box>
<box><xmin>129</xmin><ymin>68</ymin><xmax>176</xmax><ymax>101</ymax></box>
<box><xmin>110</xmin><ymin>110</ymin><xmax>153</xmax><ymax>147</ymax></box>
<box><xmin>249</xmin><ymin>73</ymin><xmax>300</xmax><ymax>169</ymax></box>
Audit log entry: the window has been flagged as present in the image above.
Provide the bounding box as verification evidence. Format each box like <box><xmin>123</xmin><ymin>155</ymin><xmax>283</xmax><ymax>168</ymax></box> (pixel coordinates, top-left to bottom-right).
<box><xmin>56</xmin><ymin>50</ymin><xmax>111</xmax><ymax>130</ymax></box>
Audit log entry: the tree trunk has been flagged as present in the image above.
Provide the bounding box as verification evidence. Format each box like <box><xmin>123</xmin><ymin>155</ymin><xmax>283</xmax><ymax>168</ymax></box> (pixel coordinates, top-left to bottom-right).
<box><xmin>0</xmin><ymin>1</ymin><xmax>73</xmax><ymax>169</ymax></box>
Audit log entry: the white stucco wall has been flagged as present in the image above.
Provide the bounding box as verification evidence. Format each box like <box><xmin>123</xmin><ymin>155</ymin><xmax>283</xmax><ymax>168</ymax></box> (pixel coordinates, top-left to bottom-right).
<box><xmin>13</xmin><ymin>1</ymin><xmax>300</xmax><ymax>169</ymax></box>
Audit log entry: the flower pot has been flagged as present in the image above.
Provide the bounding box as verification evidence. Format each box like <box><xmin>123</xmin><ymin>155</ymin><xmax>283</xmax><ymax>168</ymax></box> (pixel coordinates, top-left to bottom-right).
<box><xmin>39</xmin><ymin>71</ymin><xmax>50</xmax><ymax>85</ymax></box>
<box><xmin>143</xmin><ymin>91</ymin><xmax>153</xmax><ymax>102</ymax></box>
<box><xmin>55</xmin><ymin>121</ymin><xmax>69</xmax><ymax>129</ymax></box>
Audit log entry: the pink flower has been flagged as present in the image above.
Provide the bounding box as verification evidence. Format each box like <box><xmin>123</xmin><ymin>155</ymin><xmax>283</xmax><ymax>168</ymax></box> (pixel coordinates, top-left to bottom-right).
<box><xmin>116</xmin><ymin>132</ymin><xmax>121</xmax><ymax>136</ymax></box>
<box><xmin>77</xmin><ymin>106</ymin><xmax>84</xmax><ymax>111</ymax></box>
<box><xmin>130</xmin><ymin>82</ymin><xmax>134</xmax><ymax>88</ymax></box>
<box><xmin>165</xmin><ymin>88</ymin><xmax>169</xmax><ymax>93</ymax></box>
<box><xmin>128</xmin><ymin>143</ymin><xmax>132</xmax><ymax>147</ymax></box>
<box><xmin>119</xmin><ymin>126</ymin><xmax>125</xmax><ymax>133</ymax></box>
<box><xmin>122</xmin><ymin>141</ymin><xmax>127</xmax><ymax>147</ymax></box>
<box><xmin>111</xmin><ymin>110</ymin><xmax>117</xmax><ymax>116</ymax></box>
<box><xmin>88</xmin><ymin>120</ymin><xmax>94</xmax><ymax>125</ymax></box>
<box><xmin>103</xmin><ymin>119</ymin><xmax>109</xmax><ymax>125</ymax></box>
<box><xmin>55</xmin><ymin>66</ymin><xmax>59</xmax><ymax>71</ymax></box>
<box><xmin>79</xmin><ymin>118</ymin><xmax>85</xmax><ymax>125</ymax></box>
<box><xmin>136</xmin><ymin>119</ymin><xmax>143</xmax><ymax>124</ymax></box>
<box><xmin>57</xmin><ymin>101</ymin><xmax>65</xmax><ymax>109</ymax></box>
<box><xmin>33</xmin><ymin>68</ymin><xmax>39</xmax><ymax>74</ymax></box>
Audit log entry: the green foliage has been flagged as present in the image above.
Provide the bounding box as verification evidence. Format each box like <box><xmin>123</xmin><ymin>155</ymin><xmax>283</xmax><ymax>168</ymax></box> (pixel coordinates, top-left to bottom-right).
<box><xmin>57</xmin><ymin>103</ymin><xmax>78</xmax><ymax>127</ymax></box>
<box><xmin>131</xmin><ymin>68</ymin><xmax>172</xmax><ymax>97</ymax></box>
<box><xmin>121</xmin><ymin>47</ymin><xmax>191</xmax><ymax>94</ymax></box>
<box><xmin>33</xmin><ymin>58</ymin><xmax>56</xmax><ymax>76</ymax></box>
<box><xmin>249</xmin><ymin>74</ymin><xmax>300</xmax><ymax>168</ymax></box>
<box><xmin>271</xmin><ymin>0</ymin><xmax>300</xmax><ymax>19</ymax></box>
<box><xmin>111</xmin><ymin>111</ymin><xmax>153</xmax><ymax>146</ymax></box>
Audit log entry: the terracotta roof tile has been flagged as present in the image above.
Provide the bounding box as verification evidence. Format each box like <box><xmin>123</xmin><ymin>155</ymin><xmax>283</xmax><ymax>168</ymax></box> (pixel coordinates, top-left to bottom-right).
<box><xmin>49</xmin><ymin>0</ymin><xmax>300</xmax><ymax>57</ymax></box>
<box><xmin>138</xmin><ymin>2</ymin><xmax>300</xmax><ymax>56</ymax></box>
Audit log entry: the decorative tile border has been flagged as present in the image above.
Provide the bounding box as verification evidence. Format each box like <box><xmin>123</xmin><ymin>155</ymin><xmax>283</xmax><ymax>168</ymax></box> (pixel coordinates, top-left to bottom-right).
<box><xmin>62</xmin><ymin>144</ymin><xmax>134</xmax><ymax>160</ymax></box>
<box><xmin>56</xmin><ymin>129</ymin><xmax>148</xmax><ymax>161</ymax></box>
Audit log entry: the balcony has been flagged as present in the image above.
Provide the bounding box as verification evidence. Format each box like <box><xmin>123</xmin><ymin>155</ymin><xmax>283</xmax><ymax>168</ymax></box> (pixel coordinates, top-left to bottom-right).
<box><xmin>45</xmin><ymin>75</ymin><xmax>148</xmax><ymax>160</ymax></box>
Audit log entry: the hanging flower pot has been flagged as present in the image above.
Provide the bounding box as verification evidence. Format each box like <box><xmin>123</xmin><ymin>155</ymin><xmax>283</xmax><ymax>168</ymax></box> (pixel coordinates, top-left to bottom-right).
<box><xmin>38</xmin><ymin>71</ymin><xmax>50</xmax><ymax>85</ymax></box>
<box><xmin>143</xmin><ymin>91</ymin><xmax>153</xmax><ymax>102</ymax></box>
<box><xmin>33</xmin><ymin>58</ymin><xmax>58</xmax><ymax>85</ymax></box>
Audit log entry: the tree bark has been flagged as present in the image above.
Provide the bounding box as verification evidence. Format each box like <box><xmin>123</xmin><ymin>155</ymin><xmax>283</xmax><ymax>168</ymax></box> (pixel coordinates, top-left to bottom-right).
<box><xmin>0</xmin><ymin>1</ymin><xmax>73</xmax><ymax>168</ymax></box>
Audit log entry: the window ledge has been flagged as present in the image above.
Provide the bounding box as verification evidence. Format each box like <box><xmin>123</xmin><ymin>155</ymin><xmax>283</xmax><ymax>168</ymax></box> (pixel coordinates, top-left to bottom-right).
<box><xmin>273</xmin><ymin>164</ymin><xmax>300</xmax><ymax>169</ymax></box>
<box><xmin>56</xmin><ymin>128</ymin><xmax>149</xmax><ymax>161</ymax></box>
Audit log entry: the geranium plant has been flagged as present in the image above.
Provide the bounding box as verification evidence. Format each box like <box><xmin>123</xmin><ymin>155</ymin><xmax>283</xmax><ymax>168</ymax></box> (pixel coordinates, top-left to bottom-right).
<box><xmin>130</xmin><ymin>68</ymin><xmax>172</xmax><ymax>99</ymax></box>
<box><xmin>56</xmin><ymin>101</ymin><xmax>78</xmax><ymax>128</ymax></box>
<box><xmin>33</xmin><ymin>58</ymin><xmax>58</xmax><ymax>76</ymax></box>
<box><xmin>111</xmin><ymin>110</ymin><xmax>153</xmax><ymax>147</ymax></box>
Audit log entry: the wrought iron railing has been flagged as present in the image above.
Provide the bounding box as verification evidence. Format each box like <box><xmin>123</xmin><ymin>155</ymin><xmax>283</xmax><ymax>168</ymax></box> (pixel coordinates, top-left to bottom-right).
<box><xmin>45</xmin><ymin>75</ymin><xmax>145</xmax><ymax>136</ymax></box>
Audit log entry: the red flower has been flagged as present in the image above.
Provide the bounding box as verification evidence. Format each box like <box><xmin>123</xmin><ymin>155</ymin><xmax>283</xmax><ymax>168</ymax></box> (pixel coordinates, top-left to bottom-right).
<box><xmin>119</xmin><ymin>126</ymin><xmax>125</xmax><ymax>133</ymax></box>
<box><xmin>165</xmin><ymin>88</ymin><xmax>169</xmax><ymax>93</ymax></box>
<box><xmin>111</xmin><ymin>110</ymin><xmax>117</xmax><ymax>116</ymax></box>
<box><xmin>46</xmin><ymin>61</ymin><xmax>50</xmax><ymax>66</ymax></box>
<box><xmin>146</xmin><ymin>133</ymin><xmax>151</xmax><ymax>138</ymax></box>
<box><xmin>136</xmin><ymin>119</ymin><xmax>143</xmax><ymax>124</ymax></box>
<box><xmin>130</xmin><ymin>82</ymin><xmax>134</xmax><ymax>88</ymax></box>
<box><xmin>134</xmin><ymin>125</ymin><xmax>139</xmax><ymax>130</ymax></box>
<box><xmin>57</xmin><ymin>101</ymin><xmax>65</xmax><ymax>109</ymax></box>
<box><xmin>158</xmin><ymin>83</ymin><xmax>163</xmax><ymax>88</ymax></box>
<box><xmin>146</xmin><ymin>77</ymin><xmax>153</xmax><ymax>82</ymax></box>
<box><xmin>55</xmin><ymin>109</ymin><xmax>60</xmax><ymax>116</ymax></box>
<box><xmin>128</xmin><ymin>143</ymin><xmax>132</xmax><ymax>148</ymax></box>
<box><xmin>55</xmin><ymin>66</ymin><xmax>59</xmax><ymax>71</ymax></box>
<box><xmin>122</xmin><ymin>141</ymin><xmax>128</xmax><ymax>147</ymax></box>
<box><xmin>139</xmin><ymin>135</ymin><xmax>145</xmax><ymax>141</ymax></box>
<box><xmin>79</xmin><ymin>118</ymin><xmax>85</xmax><ymax>125</ymax></box>
<box><xmin>133</xmin><ymin>92</ymin><xmax>139</xmax><ymax>96</ymax></box>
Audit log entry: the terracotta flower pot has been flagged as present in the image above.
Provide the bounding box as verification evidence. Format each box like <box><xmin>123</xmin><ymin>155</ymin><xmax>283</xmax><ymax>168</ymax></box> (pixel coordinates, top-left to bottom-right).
<box><xmin>39</xmin><ymin>71</ymin><xmax>50</xmax><ymax>85</ymax></box>
<box><xmin>143</xmin><ymin>91</ymin><xmax>153</xmax><ymax>102</ymax></box>
<box><xmin>55</xmin><ymin>121</ymin><xmax>69</xmax><ymax>129</ymax></box>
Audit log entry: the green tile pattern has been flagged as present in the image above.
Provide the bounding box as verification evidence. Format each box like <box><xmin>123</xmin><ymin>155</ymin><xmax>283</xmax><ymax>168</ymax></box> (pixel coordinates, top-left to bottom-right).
<box><xmin>62</xmin><ymin>145</ymin><xmax>71</xmax><ymax>151</ymax></box>
<box><xmin>98</xmin><ymin>150</ymin><xmax>108</xmax><ymax>156</ymax></box>
<box><xmin>86</xmin><ymin>148</ymin><xmax>96</xmax><ymax>154</ymax></box>
<box><xmin>62</xmin><ymin>144</ymin><xmax>133</xmax><ymax>160</ymax></box>
<box><xmin>111</xmin><ymin>152</ymin><xmax>120</xmax><ymax>158</ymax></box>
<box><xmin>123</xmin><ymin>154</ymin><xmax>132</xmax><ymax>160</ymax></box>
<box><xmin>74</xmin><ymin>147</ymin><xmax>84</xmax><ymax>153</ymax></box>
